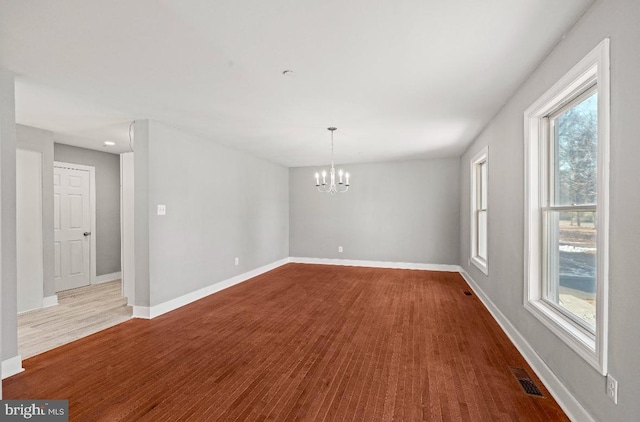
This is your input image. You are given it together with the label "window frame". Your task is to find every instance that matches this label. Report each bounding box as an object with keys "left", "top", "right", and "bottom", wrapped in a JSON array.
[
  {"left": 524, "top": 39, "right": 610, "bottom": 375},
  {"left": 543, "top": 85, "right": 598, "bottom": 334},
  {"left": 470, "top": 146, "right": 489, "bottom": 275}
]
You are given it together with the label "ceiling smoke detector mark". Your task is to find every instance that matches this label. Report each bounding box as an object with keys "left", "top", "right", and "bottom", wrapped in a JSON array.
[{"left": 282, "top": 70, "right": 295, "bottom": 77}]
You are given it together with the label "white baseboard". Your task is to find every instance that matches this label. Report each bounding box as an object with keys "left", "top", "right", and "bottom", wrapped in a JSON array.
[
  {"left": 17, "top": 295, "right": 59, "bottom": 316},
  {"left": 458, "top": 270, "right": 594, "bottom": 422},
  {"left": 133, "top": 258, "right": 290, "bottom": 320},
  {"left": 289, "top": 257, "right": 460, "bottom": 272},
  {"left": 94, "top": 271, "right": 122, "bottom": 284},
  {"left": 132, "top": 306, "right": 150, "bottom": 319},
  {"left": 42, "top": 294, "right": 58, "bottom": 308},
  {"left": 2, "top": 355, "right": 24, "bottom": 379}
]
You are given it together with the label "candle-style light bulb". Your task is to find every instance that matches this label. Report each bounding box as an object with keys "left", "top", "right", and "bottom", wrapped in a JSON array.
[
  {"left": 315, "top": 172, "right": 320, "bottom": 186},
  {"left": 345, "top": 172, "right": 350, "bottom": 185},
  {"left": 322, "top": 170, "right": 327, "bottom": 185},
  {"left": 338, "top": 169, "right": 344, "bottom": 184}
]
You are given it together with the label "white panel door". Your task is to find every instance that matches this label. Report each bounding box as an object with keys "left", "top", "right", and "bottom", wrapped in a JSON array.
[
  {"left": 54, "top": 166, "right": 91, "bottom": 291},
  {"left": 17, "top": 149, "right": 44, "bottom": 312}
]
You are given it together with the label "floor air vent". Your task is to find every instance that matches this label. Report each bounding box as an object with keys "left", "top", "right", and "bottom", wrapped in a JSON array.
[
  {"left": 510, "top": 367, "right": 544, "bottom": 397},
  {"left": 463, "top": 291, "right": 472, "bottom": 296}
]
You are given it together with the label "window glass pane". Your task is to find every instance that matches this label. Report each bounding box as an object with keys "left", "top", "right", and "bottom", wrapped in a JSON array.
[
  {"left": 477, "top": 210, "right": 487, "bottom": 260},
  {"left": 479, "top": 161, "right": 487, "bottom": 210},
  {"left": 552, "top": 92, "right": 598, "bottom": 206},
  {"left": 544, "top": 210, "right": 597, "bottom": 328}
]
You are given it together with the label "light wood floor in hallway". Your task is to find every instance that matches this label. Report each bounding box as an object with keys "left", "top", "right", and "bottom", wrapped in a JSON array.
[{"left": 18, "top": 280, "right": 132, "bottom": 359}]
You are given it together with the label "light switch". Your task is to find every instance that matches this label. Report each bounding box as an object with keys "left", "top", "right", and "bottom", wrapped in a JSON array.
[{"left": 157, "top": 204, "right": 166, "bottom": 216}]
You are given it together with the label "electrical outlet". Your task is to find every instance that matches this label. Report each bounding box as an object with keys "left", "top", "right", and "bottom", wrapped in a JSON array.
[
  {"left": 235, "top": 257, "right": 239, "bottom": 266},
  {"left": 157, "top": 204, "right": 166, "bottom": 215},
  {"left": 606, "top": 374, "right": 618, "bottom": 404},
  {"left": 338, "top": 246, "right": 343, "bottom": 253}
]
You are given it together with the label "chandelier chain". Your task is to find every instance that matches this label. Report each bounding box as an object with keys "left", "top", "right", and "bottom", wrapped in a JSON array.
[{"left": 330, "top": 129, "right": 335, "bottom": 167}]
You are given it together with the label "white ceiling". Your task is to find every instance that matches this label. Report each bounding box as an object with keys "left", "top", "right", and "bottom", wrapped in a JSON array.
[{"left": 0, "top": 0, "right": 592, "bottom": 166}]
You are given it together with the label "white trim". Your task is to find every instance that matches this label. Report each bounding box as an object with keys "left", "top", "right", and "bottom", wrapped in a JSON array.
[
  {"left": 470, "top": 146, "right": 489, "bottom": 275},
  {"left": 1, "top": 355, "right": 24, "bottom": 379},
  {"left": 94, "top": 271, "right": 122, "bottom": 284},
  {"left": 120, "top": 152, "right": 135, "bottom": 306},
  {"left": 17, "top": 307, "right": 41, "bottom": 316},
  {"left": 459, "top": 270, "right": 595, "bottom": 422},
  {"left": 54, "top": 161, "right": 97, "bottom": 286},
  {"left": 289, "top": 257, "right": 460, "bottom": 272},
  {"left": 132, "top": 306, "right": 150, "bottom": 319},
  {"left": 523, "top": 38, "right": 610, "bottom": 375},
  {"left": 17, "top": 294, "right": 58, "bottom": 315},
  {"left": 133, "top": 258, "right": 291, "bottom": 319},
  {"left": 42, "top": 295, "right": 58, "bottom": 308}
]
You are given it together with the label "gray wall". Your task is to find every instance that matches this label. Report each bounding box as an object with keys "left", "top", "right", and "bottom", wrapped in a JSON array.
[
  {"left": 142, "top": 121, "right": 289, "bottom": 306},
  {"left": 0, "top": 68, "right": 17, "bottom": 363},
  {"left": 290, "top": 158, "right": 460, "bottom": 265},
  {"left": 16, "top": 125, "right": 55, "bottom": 298},
  {"left": 54, "top": 143, "right": 121, "bottom": 276},
  {"left": 459, "top": 0, "right": 640, "bottom": 420}
]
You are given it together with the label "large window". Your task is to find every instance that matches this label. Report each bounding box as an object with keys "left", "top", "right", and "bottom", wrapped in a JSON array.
[
  {"left": 470, "top": 147, "right": 488, "bottom": 275},
  {"left": 524, "top": 39, "right": 609, "bottom": 374}
]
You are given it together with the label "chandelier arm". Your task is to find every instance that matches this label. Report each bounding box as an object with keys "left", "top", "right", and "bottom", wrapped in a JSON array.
[{"left": 314, "top": 127, "right": 350, "bottom": 195}]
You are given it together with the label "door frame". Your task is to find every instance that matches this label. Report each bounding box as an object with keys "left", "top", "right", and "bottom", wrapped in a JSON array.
[
  {"left": 54, "top": 161, "right": 97, "bottom": 285},
  {"left": 120, "top": 152, "right": 135, "bottom": 305}
]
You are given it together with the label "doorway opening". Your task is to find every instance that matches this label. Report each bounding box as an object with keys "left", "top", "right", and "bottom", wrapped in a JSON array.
[{"left": 16, "top": 150, "right": 133, "bottom": 360}]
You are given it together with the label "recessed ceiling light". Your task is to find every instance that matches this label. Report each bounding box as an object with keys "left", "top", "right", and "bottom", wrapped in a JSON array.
[{"left": 103, "top": 141, "right": 115, "bottom": 147}]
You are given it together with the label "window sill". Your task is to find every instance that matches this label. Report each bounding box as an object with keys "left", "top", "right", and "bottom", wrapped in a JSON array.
[{"left": 524, "top": 299, "right": 604, "bottom": 374}]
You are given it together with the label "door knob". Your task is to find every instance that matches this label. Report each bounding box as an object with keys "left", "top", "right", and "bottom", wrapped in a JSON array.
[{"left": 84, "top": 232, "right": 91, "bottom": 236}]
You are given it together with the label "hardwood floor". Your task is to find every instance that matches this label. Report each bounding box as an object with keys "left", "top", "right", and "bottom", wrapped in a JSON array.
[
  {"left": 18, "top": 280, "right": 132, "bottom": 359},
  {"left": 4, "top": 264, "right": 568, "bottom": 421}
]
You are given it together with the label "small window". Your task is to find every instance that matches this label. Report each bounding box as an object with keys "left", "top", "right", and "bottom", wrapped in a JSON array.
[
  {"left": 470, "top": 146, "right": 488, "bottom": 275},
  {"left": 524, "top": 39, "right": 609, "bottom": 374}
]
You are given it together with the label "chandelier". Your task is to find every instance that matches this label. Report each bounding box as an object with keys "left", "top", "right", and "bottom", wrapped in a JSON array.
[{"left": 315, "top": 127, "right": 350, "bottom": 194}]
